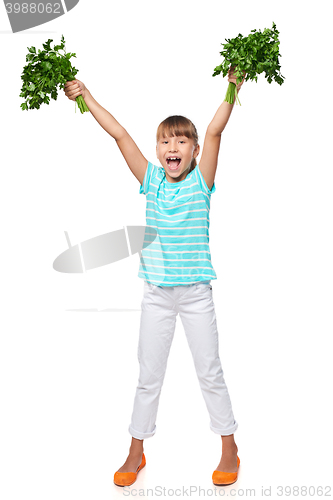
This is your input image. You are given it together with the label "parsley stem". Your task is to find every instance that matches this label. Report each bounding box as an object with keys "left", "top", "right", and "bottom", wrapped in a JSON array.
[
  {"left": 75, "top": 95, "right": 89, "bottom": 114},
  {"left": 36, "top": 77, "right": 46, "bottom": 88},
  {"left": 224, "top": 82, "right": 241, "bottom": 106},
  {"left": 234, "top": 86, "right": 241, "bottom": 106}
]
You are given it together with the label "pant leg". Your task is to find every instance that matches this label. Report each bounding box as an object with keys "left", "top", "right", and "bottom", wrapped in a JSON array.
[
  {"left": 128, "top": 282, "right": 177, "bottom": 439},
  {"left": 177, "top": 282, "right": 238, "bottom": 435}
]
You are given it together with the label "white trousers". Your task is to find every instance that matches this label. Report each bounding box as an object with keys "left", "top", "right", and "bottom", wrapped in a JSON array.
[{"left": 128, "top": 281, "right": 238, "bottom": 439}]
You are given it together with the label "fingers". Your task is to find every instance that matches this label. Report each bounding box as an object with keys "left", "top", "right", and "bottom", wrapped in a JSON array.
[
  {"left": 67, "top": 90, "right": 82, "bottom": 101},
  {"left": 64, "top": 80, "right": 77, "bottom": 90},
  {"left": 228, "top": 67, "right": 246, "bottom": 86},
  {"left": 64, "top": 80, "right": 82, "bottom": 100},
  {"left": 228, "top": 66, "right": 246, "bottom": 76}
]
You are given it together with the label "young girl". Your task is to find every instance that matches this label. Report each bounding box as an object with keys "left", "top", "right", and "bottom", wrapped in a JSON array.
[{"left": 64, "top": 66, "right": 246, "bottom": 487}]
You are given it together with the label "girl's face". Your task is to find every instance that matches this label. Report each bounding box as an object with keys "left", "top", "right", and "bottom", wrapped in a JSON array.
[{"left": 156, "top": 135, "right": 200, "bottom": 183}]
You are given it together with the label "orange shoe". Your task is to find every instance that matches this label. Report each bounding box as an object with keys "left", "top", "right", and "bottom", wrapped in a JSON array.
[
  {"left": 212, "top": 455, "right": 240, "bottom": 486},
  {"left": 114, "top": 453, "right": 146, "bottom": 487}
]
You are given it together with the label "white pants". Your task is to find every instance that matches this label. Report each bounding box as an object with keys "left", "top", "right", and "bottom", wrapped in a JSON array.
[{"left": 128, "top": 281, "right": 238, "bottom": 439}]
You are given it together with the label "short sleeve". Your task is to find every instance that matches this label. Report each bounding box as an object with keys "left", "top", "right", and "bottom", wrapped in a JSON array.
[
  {"left": 139, "top": 161, "right": 155, "bottom": 195},
  {"left": 195, "top": 163, "right": 216, "bottom": 195}
]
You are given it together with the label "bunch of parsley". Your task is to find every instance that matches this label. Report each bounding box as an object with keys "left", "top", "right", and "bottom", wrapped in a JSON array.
[
  {"left": 20, "top": 35, "right": 89, "bottom": 114},
  {"left": 213, "top": 22, "right": 285, "bottom": 105}
]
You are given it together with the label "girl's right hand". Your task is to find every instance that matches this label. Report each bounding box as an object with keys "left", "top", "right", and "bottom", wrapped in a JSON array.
[
  {"left": 64, "top": 79, "right": 87, "bottom": 101},
  {"left": 228, "top": 66, "right": 246, "bottom": 92}
]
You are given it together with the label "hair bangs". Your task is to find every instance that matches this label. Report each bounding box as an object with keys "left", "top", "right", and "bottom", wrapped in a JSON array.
[{"left": 156, "top": 115, "right": 198, "bottom": 144}]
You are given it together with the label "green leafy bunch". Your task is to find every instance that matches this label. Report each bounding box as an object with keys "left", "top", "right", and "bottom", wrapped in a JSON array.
[
  {"left": 213, "top": 22, "right": 285, "bottom": 104},
  {"left": 20, "top": 35, "right": 89, "bottom": 113}
]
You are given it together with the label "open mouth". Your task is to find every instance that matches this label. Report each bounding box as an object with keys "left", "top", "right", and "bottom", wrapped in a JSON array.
[{"left": 166, "top": 157, "right": 181, "bottom": 170}]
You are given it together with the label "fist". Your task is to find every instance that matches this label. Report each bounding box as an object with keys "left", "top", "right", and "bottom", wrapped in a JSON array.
[
  {"left": 64, "top": 79, "right": 86, "bottom": 101},
  {"left": 228, "top": 66, "right": 246, "bottom": 90}
]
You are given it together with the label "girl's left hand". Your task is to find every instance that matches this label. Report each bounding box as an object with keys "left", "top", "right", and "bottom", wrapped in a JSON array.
[{"left": 228, "top": 66, "right": 246, "bottom": 91}]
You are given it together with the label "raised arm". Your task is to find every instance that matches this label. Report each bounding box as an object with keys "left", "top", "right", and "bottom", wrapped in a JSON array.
[
  {"left": 64, "top": 80, "right": 148, "bottom": 185},
  {"left": 199, "top": 67, "right": 246, "bottom": 191}
]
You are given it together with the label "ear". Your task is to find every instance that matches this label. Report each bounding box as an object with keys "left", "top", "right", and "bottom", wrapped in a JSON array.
[{"left": 193, "top": 144, "right": 200, "bottom": 158}]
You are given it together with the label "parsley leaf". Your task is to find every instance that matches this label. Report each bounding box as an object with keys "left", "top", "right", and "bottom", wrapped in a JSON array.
[
  {"left": 213, "top": 22, "right": 285, "bottom": 105},
  {"left": 20, "top": 35, "right": 89, "bottom": 114}
]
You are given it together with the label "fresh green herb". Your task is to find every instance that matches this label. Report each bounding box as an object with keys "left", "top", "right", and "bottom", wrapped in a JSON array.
[
  {"left": 20, "top": 35, "right": 89, "bottom": 114},
  {"left": 213, "top": 22, "right": 285, "bottom": 105}
]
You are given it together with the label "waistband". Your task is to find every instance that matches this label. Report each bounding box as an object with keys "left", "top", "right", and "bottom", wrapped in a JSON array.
[{"left": 144, "top": 279, "right": 211, "bottom": 288}]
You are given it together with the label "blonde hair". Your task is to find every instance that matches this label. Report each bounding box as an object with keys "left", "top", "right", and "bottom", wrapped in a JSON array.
[{"left": 156, "top": 115, "right": 199, "bottom": 174}]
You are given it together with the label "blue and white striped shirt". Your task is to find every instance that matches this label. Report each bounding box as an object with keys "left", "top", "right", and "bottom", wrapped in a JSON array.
[{"left": 138, "top": 161, "right": 217, "bottom": 286}]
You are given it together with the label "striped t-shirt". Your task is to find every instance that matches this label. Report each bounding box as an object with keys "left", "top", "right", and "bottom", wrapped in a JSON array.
[{"left": 138, "top": 161, "right": 217, "bottom": 286}]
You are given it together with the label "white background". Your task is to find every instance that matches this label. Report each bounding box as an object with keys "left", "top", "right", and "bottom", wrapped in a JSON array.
[{"left": 1, "top": 1, "right": 332, "bottom": 498}]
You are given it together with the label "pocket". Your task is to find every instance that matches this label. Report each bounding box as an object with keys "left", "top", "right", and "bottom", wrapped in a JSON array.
[
  {"left": 195, "top": 281, "right": 212, "bottom": 291},
  {"left": 145, "top": 280, "right": 156, "bottom": 292}
]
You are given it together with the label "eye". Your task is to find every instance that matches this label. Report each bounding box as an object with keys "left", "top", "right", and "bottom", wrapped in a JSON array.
[{"left": 162, "top": 140, "right": 168, "bottom": 144}]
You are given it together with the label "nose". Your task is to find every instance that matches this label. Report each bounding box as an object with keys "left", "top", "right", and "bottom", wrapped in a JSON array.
[{"left": 169, "top": 141, "right": 178, "bottom": 152}]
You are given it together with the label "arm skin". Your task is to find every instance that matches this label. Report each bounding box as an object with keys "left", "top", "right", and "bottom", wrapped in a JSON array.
[
  {"left": 64, "top": 81, "right": 147, "bottom": 185},
  {"left": 199, "top": 67, "right": 246, "bottom": 191}
]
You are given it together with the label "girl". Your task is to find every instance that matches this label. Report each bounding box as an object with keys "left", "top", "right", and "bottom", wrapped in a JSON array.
[{"left": 64, "top": 66, "right": 246, "bottom": 487}]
